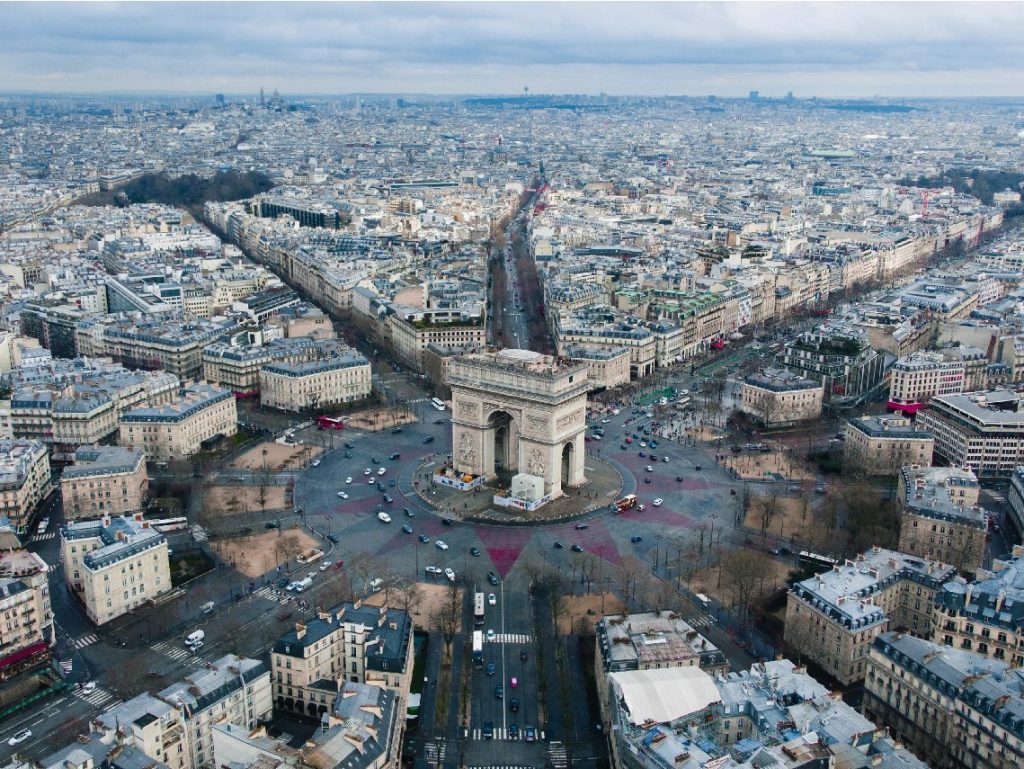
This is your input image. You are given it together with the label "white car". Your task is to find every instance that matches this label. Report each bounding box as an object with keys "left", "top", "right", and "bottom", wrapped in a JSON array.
[
  {"left": 435, "top": 540, "right": 449, "bottom": 550},
  {"left": 81, "top": 681, "right": 97, "bottom": 695},
  {"left": 336, "top": 491, "right": 348, "bottom": 499},
  {"left": 663, "top": 456, "right": 670, "bottom": 463},
  {"left": 364, "top": 468, "right": 372, "bottom": 476},
  {"left": 444, "top": 568, "right": 456, "bottom": 581},
  {"left": 7, "top": 729, "right": 32, "bottom": 746},
  {"left": 368, "top": 477, "right": 375, "bottom": 484},
  {"left": 312, "top": 459, "right": 321, "bottom": 467},
  {"left": 645, "top": 465, "right": 654, "bottom": 472},
  {"left": 321, "top": 562, "right": 333, "bottom": 571},
  {"left": 488, "top": 593, "right": 496, "bottom": 605},
  {"left": 601, "top": 418, "right": 610, "bottom": 424},
  {"left": 486, "top": 628, "right": 496, "bottom": 642},
  {"left": 653, "top": 498, "right": 663, "bottom": 507},
  {"left": 637, "top": 504, "right": 647, "bottom": 511},
  {"left": 377, "top": 512, "right": 392, "bottom": 523},
  {"left": 377, "top": 467, "right": 386, "bottom": 476},
  {"left": 345, "top": 477, "right": 353, "bottom": 484},
  {"left": 425, "top": 565, "right": 442, "bottom": 575}
]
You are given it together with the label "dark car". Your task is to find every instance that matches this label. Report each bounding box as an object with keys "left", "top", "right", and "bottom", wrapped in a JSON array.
[
  {"left": 423, "top": 436, "right": 435, "bottom": 444},
  {"left": 383, "top": 494, "right": 393, "bottom": 503},
  {"left": 402, "top": 524, "right": 413, "bottom": 534},
  {"left": 694, "top": 464, "right": 702, "bottom": 471},
  {"left": 510, "top": 697, "right": 519, "bottom": 712},
  {"left": 620, "top": 444, "right": 628, "bottom": 450},
  {"left": 631, "top": 535, "right": 643, "bottom": 543},
  {"left": 442, "top": 518, "right": 454, "bottom": 526},
  {"left": 571, "top": 544, "right": 583, "bottom": 552},
  {"left": 327, "top": 534, "right": 340, "bottom": 544},
  {"left": 403, "top": 507, "right": 414, "bottom": 517},
  {"left": 483, "top": 720, "right": 494, "bottom": 739},
  {"left": 676, "top": 475, "right": 684, "bottom": 481},
  {"left": 371, "top": 457, "right": 379, "bottom": 464},
  {"left": 525, "top": 726, "right": 536, "bottom": 742},
  {"left": 344, "top": 451, "right": 352, "bottom": 458},
  {"left": 344, "top": 442, "right": 354, "bottom": 449},
  {"left": 391, "top": 427, "right": 403, "bottom": 434},
  {"left": 520, "top": 649, "right": 528, "bottom": 662},
  {"left": 389, "top": 452, "right": 400, "bottom": 460},
  {"left": 418, "top": 535, "right": 430, "bottom": 543},
  {"left": 264, "top": 521, "right": 279, "bottom": 529},
  {"left": 495, "top": 684, "right": 504, "bottom": 700},
  {"left": 275, "top": 577, "right": 290, "bottom": 588},
  {"left": 508, "top": 723, "right": 519, "bottom": 738},
  {"left": 488, "top": 572, "right": 499, "bottom": 586},
  {"left": 377, "top": 482, "right": 385, "bottom": 492},
  {"left": 553, "top": 541, "right": 564, "bottom": 549},
  {"left": 486, "top": 661, "right": 496, "bottom": 676},
  {"left": 433, "top": 418, "right": 445, "bottom": 425},
  {"left": 574, "top": 523, "right": 589, "bottom": 530},
  {"left": 638, "top": 451, "right": 646, "bottom": 458},
  {"left": 644, "top": 477, "right": 651, "bottom": 484},
  {"left": 388, "top": 479, "right": 396, "bottom": 487},
  {"left": 470, "top": 547, "right": 481, "bottom": 557}
]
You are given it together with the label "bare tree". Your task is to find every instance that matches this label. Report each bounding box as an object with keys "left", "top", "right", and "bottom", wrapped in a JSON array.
[
  {"left": 430, "top": 581, "right": 462, "bottom": 659},
  {"left": 617, "top": 555, "right": 645, "bottom": 606},
  {"left": 348, "top": 552, "right": 380, "bottom": 595},
  {"left": 274, "top": 533, "right": 303, "bottom": 572},
  {"left": 719, "top": 548, "right": 772, "bottom": 624},
  {"left": 394, "top": 581, "right": 424, "bottom": 617},
  {"left": 756, "top": 489, "right": 781, "bottom": 543}
]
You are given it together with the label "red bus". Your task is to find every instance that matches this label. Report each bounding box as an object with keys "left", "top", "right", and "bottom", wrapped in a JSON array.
[
  {"left": 317, "top": 416, "right": 345, "bottom": 430},
  {"left": 615, "top": 494, "right": 638, "bottom": 513}
]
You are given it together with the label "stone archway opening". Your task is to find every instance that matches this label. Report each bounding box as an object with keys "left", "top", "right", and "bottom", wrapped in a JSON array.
[
  {"left": 489, "top": 410, "right": 513, "bottom": 470},
  {"left": 561, "top": 441, "right": 574, "bottom": 489}
]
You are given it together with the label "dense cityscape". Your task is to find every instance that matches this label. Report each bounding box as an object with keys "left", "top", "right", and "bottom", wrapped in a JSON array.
[{"left": 1, "top": 5, "right": 1024, "bottom": 769}]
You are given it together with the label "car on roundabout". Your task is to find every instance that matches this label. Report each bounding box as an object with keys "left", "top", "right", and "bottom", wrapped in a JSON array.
[
  {"left": 402, "top": 524, "right": 413, "bottom": 534},
  {"left": 336, "top": 491, "right": 348, "bottom": 499},
  {"left": 345, "top": 477, "right": 352, "bottom": 484},
  {"left": 377, "top": 512, "right": 391, "bottom": 523},
  {"left": 436, "top": 540, "right": 449, "bottom": 550},
  {"left": 653, "top": 498, "right": 663, "bottom": 506}
]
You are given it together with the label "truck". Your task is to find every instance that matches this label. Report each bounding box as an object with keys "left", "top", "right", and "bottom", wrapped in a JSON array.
[
  {"left": 294, "top": 577, "right": 313, "bottom": 593},
  {"left": 185, "top": 630, "right": 205, "bottom": 647}
]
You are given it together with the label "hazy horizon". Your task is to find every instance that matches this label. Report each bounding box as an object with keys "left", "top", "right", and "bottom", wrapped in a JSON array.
[{"left": 1, "top": 1, "right": 1023, "bottom": 99}]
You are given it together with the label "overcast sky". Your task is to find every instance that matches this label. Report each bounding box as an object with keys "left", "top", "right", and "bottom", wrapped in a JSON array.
[{"left": 1, "top": 2, "right": 1022, "bottom": 98}]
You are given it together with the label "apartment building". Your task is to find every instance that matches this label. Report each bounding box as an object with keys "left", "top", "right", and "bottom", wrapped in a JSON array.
[
  {"left": 917, "top": 389, "right": 1024, "bottom": 478},
  {"left": 603, "top": 658, "right": 926, "bottom": 769},
  {"left": 740, "top": 367, "right": 823, "bottom": 427},
  {"left": 887, "top": 349, "right": 971, "bottom": 413},
  {"left": 864, "top": 631, "right": 1024, "bottom": 769},
  {"left": 61, "top": 513, "right": 172, "bottom": 625},
  {"left": 784, "top": 546, "right": 955, "bottom": 685},
  {"left": 843, "top": 415, "right": 934, "bottom": 475},
  {"left": 564, "top": 344, "right": 631, "bottom": 391},
  {"left": 0, "top": 439, "right": 51, "bottom": 531},
  {"left": 76, "top": 313, "right": 237, "bottom": 381},
  {"left": 933, "top": 545, "right": 1024, "bottom": 665},
  {"left": 119, "top": 383, "right": 237, "bottom": 461},
  {"left": 0, "top": 548, "right": 52, "bottom": 681},
  {"left": 595, "top": 610, "right": 727, "bottom": 681},
  {"left": 777, "top": 324, "right": 887, "bottom": 407},
  {"left": 897, "top": 465, "right": 987, "bottom": 575},
  {"left": 1007, "top": 465, "right": 1024, "bottom": 541},
  {"left": 258, "top": 352, "right": 371, "bottom": 413},
  {"left": 211, "top": 681, "right": 400, "bottom": 769},
  {"left": 202, "top": 337, "right": 323, "bottom": 395},
  {"left": 61, "top": 446, "right": 148, "bottom": 521},
  {"left": 92, "top": 694, "right": 188, "bottom": 769},
  {"left": 270, "top": 601, "right": 413, "bottom": 719},
  {"left": 388, "top": 311, "right": 487, "bottom": 371},
  {"left": 158, "top": 654, "right": 273, "bottom": 769},
  {"left": 555, "top": 313, "right": 657, "bottom": 379}
]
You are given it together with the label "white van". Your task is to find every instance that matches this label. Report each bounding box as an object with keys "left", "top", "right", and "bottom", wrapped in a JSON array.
[
  {"left": 695, "top": 593, "right": 711, "bottom": 608},
  {"left": 368, "top": 577, "right": 383, "bottom": 593}
]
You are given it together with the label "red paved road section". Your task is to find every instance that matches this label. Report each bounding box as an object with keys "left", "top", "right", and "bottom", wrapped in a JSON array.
[
  {"left": 477, "top": 526, "right": 533, "bottom": 578},
  {"left": 575, "top": 517, "right": 622, "bottom": 567}
]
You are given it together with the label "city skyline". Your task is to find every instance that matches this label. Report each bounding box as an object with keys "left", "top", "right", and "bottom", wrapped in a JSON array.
[{"left": 1, "top": 1, "right": 1023, "bottom": 98}]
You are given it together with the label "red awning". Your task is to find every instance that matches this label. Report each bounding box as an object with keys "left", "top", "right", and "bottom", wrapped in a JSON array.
[{"left": 0, "top": 641, "right": 47, "bottom": 670}]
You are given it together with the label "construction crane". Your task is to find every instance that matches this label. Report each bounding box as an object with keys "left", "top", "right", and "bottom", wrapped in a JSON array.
[{"left": 921, "top": 189, "right": 930, "bottom": 217}]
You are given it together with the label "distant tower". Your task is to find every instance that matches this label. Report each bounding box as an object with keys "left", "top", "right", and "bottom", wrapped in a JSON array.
[
  {"left": 523, "top": 86, "right": 529, "bottom": 99},
  {"left": 260, "top": 87, "right": 265, "bottom": 106},
  {"left": 215, "top": 93, "right": 225, "bottom": 106},
  {"left": 748, "top": 90, "right": 760, "bottom": 101}
]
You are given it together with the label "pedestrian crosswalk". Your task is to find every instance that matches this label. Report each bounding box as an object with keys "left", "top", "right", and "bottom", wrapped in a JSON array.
[
  {"left": 102, "top": 698, "right": 124, "bottom": 712},
  {"left": 253, "top": 586, "right": 290, "bottom": 603},
  {"left": 76, "top": 686, "right": 116, "bottom": 708},
  {"left": 152, "top": 640, "right": 192, "bottom": 661},
  {"left": 73, "top": 633, "right": 99, "bottom": 649},
  {"left": 423, "top": 740, "right": 446, "bottom": 766},
  {"left": 469, "top": 728, "right": 537, "bottom": 741},
  {"left": 487, "top": 633, "right": 531, "bottom": 644},
  {"left": 688, "top": 614, "right": 714, "bottom": 629},
  {"left": 31, "top": 532, "right": 56, "bottom": 542},
  {"left": 548, "top": 741, "right": 568, "bottom": 769}
]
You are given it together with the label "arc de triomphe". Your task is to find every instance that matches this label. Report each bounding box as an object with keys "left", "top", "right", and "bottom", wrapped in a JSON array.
[{"left": 448, "top": 349, "right": 588, "bottom": 499}]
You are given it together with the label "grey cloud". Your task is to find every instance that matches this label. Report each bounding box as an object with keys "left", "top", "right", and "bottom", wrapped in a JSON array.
[{"left": 0, "top": 2, "right": 1021, "bottom": 96}]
